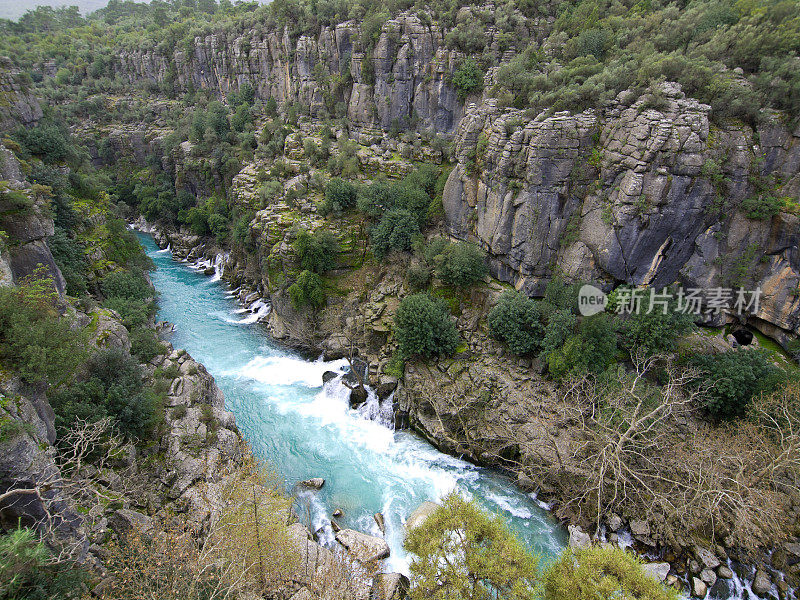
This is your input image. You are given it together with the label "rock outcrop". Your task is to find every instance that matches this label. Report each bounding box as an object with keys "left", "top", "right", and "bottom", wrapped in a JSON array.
[
  {"left": 444, "top": 84, "right": 800, "bottom": 346},
  {"left": 0, "top": 58, "right": 42, "bottom": 130}
]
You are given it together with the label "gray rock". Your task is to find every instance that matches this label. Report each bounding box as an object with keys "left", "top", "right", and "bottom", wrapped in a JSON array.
[
  {"left": 374, "top": 512, "right": 386, "bottom": 535},
  {"left": 751, "top": 569, "right": 772, "bottom": 597},
  {"left": 606, "top": 513, "right": 623, "bottom": 532},
  {"left": 349, "top": 385, "right": 369, "bottom": 408},
  {"left": 299, "top": 477, "right": 325, "bottom": 490},
  {"left": 717, "top": 565, "right": 733, "bottom": 579},
  {"left": 700, "top": 567, "right": 717, "bottom": 587},
  {"left": 694, "top": 545, "right": 721, "bottom": 570},
  {"left": 371, "top": 572, "right": 410, "bottom": 600},
  {"left": 642, "top": 562, "right": 671, "bottom": 582},
  {"left": 568, "top": 525, "right": 591, "bottom": 549},
  {"left": 691, "top": 576, "right": 707, "bottom": 598},
  {"left": 289, "top": 589, "right": 313, "bottom": 600},
  {"left": 322, "top": 370, "right": 339, "bottom": 384},
  {"left": 405, "top": 501, "right": 439, "bottom": 534},
  {"left": 108, "top": 509, "right": 153, "bottom": 536},
  {"left": 629, "top": 519, "right": 650, "bottom": 537},
  {"left": 335, "top": 528, "right": 390, "bottom": 563}
]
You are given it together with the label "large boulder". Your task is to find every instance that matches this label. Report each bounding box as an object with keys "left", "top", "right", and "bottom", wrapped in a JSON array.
[
  {"left": 568, "top": 525, "right": 591, "bottom": 549},
  {"left": 371, "top": 572, "right": 410, "bottom": 600},
  {"left": 405, "top": 501, "right": 439, "bottom": 534},
  {"left": 751, "top": 569, "right": 772, "bottom": 597},
  {"left": 335, "top": 529, "right": 390, "bottom": 563},
  {"left": 641, "top": 562, "right": 671, "bottom": 582}
]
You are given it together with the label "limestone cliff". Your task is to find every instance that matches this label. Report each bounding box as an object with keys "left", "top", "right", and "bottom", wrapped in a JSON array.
[{"left": 444, "top": 84, "right": 800, "bottom": 346}]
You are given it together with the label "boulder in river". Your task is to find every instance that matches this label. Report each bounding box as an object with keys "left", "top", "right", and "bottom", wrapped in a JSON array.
[
  {"left": 371, "top": 572, "right": 410, "bottom": 600},
  {"left": 641, "top": 562, "right": 671, "bottom": 582},
  {"left": 349, "top": 385, "right": 368, "bottom": 408},
  {"left": 335, "top": 528, "right": 390, "bottom": 563},
  {"left": 322, "top": 370, "right": 339, "bottom": 385},
  {"left": 374, "top": 512, "right": 385, "bottom": 535},
  {"left": 300, "top": 477, "right": 325, "bottom": 490},
  {"left": 751, "top": 569, "right": 772, "bottom": 597},
  {"left": 405, "top": 501, "right": 439, "bottom": 534},
  {"left": 691, "top": 577, "right": 707, "bottom": 598},
  {"left": 568, "top": 525, "right": 591, "bottom": 549}
]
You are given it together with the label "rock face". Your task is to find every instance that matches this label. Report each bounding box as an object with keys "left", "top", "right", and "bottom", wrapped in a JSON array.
[
  {"left": 444, "top": 85, "right": 800, "bottom": 346},
  {"left": 112, "top": 11, "right": 473, "bottom": 133},
  {"left": 405, "top": 500, "right": 439, "bottom": 533},
  {"left": 0, "top": 58, "right": 42, "bottom": 130},
  {"left": 0, "top": 146, "right": 66, "bottom": 297}
]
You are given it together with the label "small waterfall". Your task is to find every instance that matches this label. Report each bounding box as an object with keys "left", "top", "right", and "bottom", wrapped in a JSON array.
[
  {"left": 210, "top": 252, "right": 228, "bottom": 282},
  {"left": 357, "top": 388, "right": 395, "bottom": 429}
]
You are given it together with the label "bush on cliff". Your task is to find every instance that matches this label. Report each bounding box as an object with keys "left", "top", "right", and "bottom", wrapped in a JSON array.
[
  {"left": 547, "top": 313, "right": 618, "bottom": 380},
  {"left": 543, "top": 546, "right": 680, "bottom": 600},
  {"left": 405, "top": 493, "right": 539, "bottom": 600},
  {"left": 437, "top": 241, "right": 488, "bottom": 289},
  {"left": 371, "top": 208, "right": 420, "bottom": 258},
  {"left": 292, "top": 228, "right": 338, "bottom": 274},
  {"left": 49, "top": 348, "right": 158, "bottom": 439},
  {"left": 287, "top": 270, "right": 326, "bottom": 310},
  {"left": 488, "top": 290, "right": 544, "bottom": 356},
  {"left": 394, "top": 293, "right": 459, "bottom": 359},
  {"left": 0, "top": 271, "right": 86, "bottom": 387},
  {"left": 319, "top": 178, "right": 357, "bottom": 216},
  {"left": 689, "top": 348, "right": 786, "bottom": 420}
]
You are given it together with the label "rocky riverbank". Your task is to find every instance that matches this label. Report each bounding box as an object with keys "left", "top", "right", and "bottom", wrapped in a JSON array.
[{"left": 136, "top": 218, "right": 799, "bottom": 600}]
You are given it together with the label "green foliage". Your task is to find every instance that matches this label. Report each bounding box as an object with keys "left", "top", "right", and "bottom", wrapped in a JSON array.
[
  {"left": 320, "top": 178, "right": 358, "bottom": 215},
  {"left": 451, "top": 58, "right": 484, "bottom": 101},
  {"left": 548, "top": 313, "right": 617, "bottom": 380},
  {"left": 394, "top": 293, "right": 459, "bottom": 360},
  {"left": 50, "top": 348, "right": 158, "bottom": 439},
  {"left": 543, "top": 546, "right": 680, "bottom": 600},
  {"left": 13, "top": 120, "right": 72, "bottom": 164},
  {"left": 48, "top": 227, "right": 88, "bottom": 296},
  {"left": 488, "top": 290, "right": 545, "bottom": 356},
  {"left": 0, "top": 527, "right": 87, "bottom": 600},
  {"left": 0, "top": 275, "right": 86, "bottom": 386},
  {"left": 405, "top": 493, "right": 539, "bottom": 600},
  {"left": 129, "top": 328, "right": 166, "bottom": 363},
  {"left": 371, "top": 208, "right": 420, "bottom": 258},
  {"left": 437, "top": 241, "right": 488, "bottom": 288},
  {"left": 541, "top": 309, "right": 577, "bottom": 359},
  {"left": 287, "top": 270, "right": 326, "bottom": 310},
  {"left": 102, "top": 269, "right": 152, "bottom": 301},
  {"left": 689, "top": 349, "right": 786, "bottom": 419},
  {"left": 620, "top": 295, "right": 695, "bottom": 357},
  {"left": 293, "top": 228, "right": 338, "bottom": 274},
  {"left": 741, "top": 193, "right": 784, "bottom": 220}
]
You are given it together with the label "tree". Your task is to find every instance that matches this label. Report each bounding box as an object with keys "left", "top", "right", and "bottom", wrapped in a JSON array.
[
  {"left": 293, "top": 228, "right": 338, "bottom": 274},
  {"left": 689, "top": 348, "right": 786, "bottom": 419},
  {"left": 543, "top": 546, "right": 680, "bottom": 600},
  {"left": 438, "top": 242, "right": 488, "bottom": 288},
  {"left": 547, "top": 313, "right": 617, "bottom": 380},
  {"left": 487, "top": 290, "right": 544, "bottom": 355},
  {"left": 405, "top": 493, "right": 539, "bottom": 600},
  {"left": 394, "top": 293, "right": 459, "bottom": 359},
  {"left": 619, "top": 291, "right": 695, "bottom": 356},
  {"left": 320, "top": 178, "right": 357, "bottom": 215},
  {"left": 287, "top": 270, "right": 326, "bottom": 310},
  {"left": 370, "top": 208, "right": 419, "bottom": 258},
  {"left": 451, "top": 58, "right": 484, "bottom": 101}
]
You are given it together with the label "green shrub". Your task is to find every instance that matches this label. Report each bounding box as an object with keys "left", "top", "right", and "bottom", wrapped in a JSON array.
[
  {"left": 451, "top": 58, "right": 484, "bottom": 101},
  {"left": 357, "top": 182, "right": 395, "bottom": 217},
  {"left": 543, "top": 546, "right": 680, "bottom": 600},
  {"left": 405, "top": 493, "right": 539, "bottom": 600},
  {"left": 0, "top": 277, "right": 86, "bottom": 386},
  {"left": 50, "top": 348, "right": 158, "bottom": 439},
  {"left": 101, "top": 269, "right": 152, "bottom": 301},
  {"left": 320, "top": 178, "right": 357, "bottom": 215},
  {"left": 741, "top": 194, "right": 784, "bottom": 220},
  {"left": 690, "top": 349, "right": 785, "bottom": 419},
  {"left": 293, "top": 228, "right": 338, "bottom": 274},
  {"left": 130, "top": 328, "right": 166, "bottom": 363},
  {"left": 287, "top": 270, "right": 326, "bottom": 310},
  {"left": 407, "top": 262, "right": 432, "bottom": 290},
  {"left": 0, "top": 527, "right": 87, "bottom": 600},
  {"left": 548, "top": 313, "right": 617, "bottom": 380},
  {"left": 371, "top": 208, "right": 420, "bottom": 258},
  {"left": 48, "top": 227, "right": 88, "bottom": 296},
  {"left": 394, "top": 293, "right": 459, "bottom": 360},
  {"left": 103, "top": 297, "right": 153, "bottom": 329},
  {"left": 437, "top": 242, "right": 488, "bottom": 289},
  {"left": 620, "top": 297, "right": 695, "bottom": 357},
  {"left": 541, "top": 309, "right": 577, "bottom": 358},
  {"left": 488, "top": 290, "right": 544, "bottom": 355}
]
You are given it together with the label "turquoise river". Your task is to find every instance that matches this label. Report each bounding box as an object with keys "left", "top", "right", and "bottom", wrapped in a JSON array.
[{"left": 138, "top": 232, "right": 566, "bottom": 573}]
